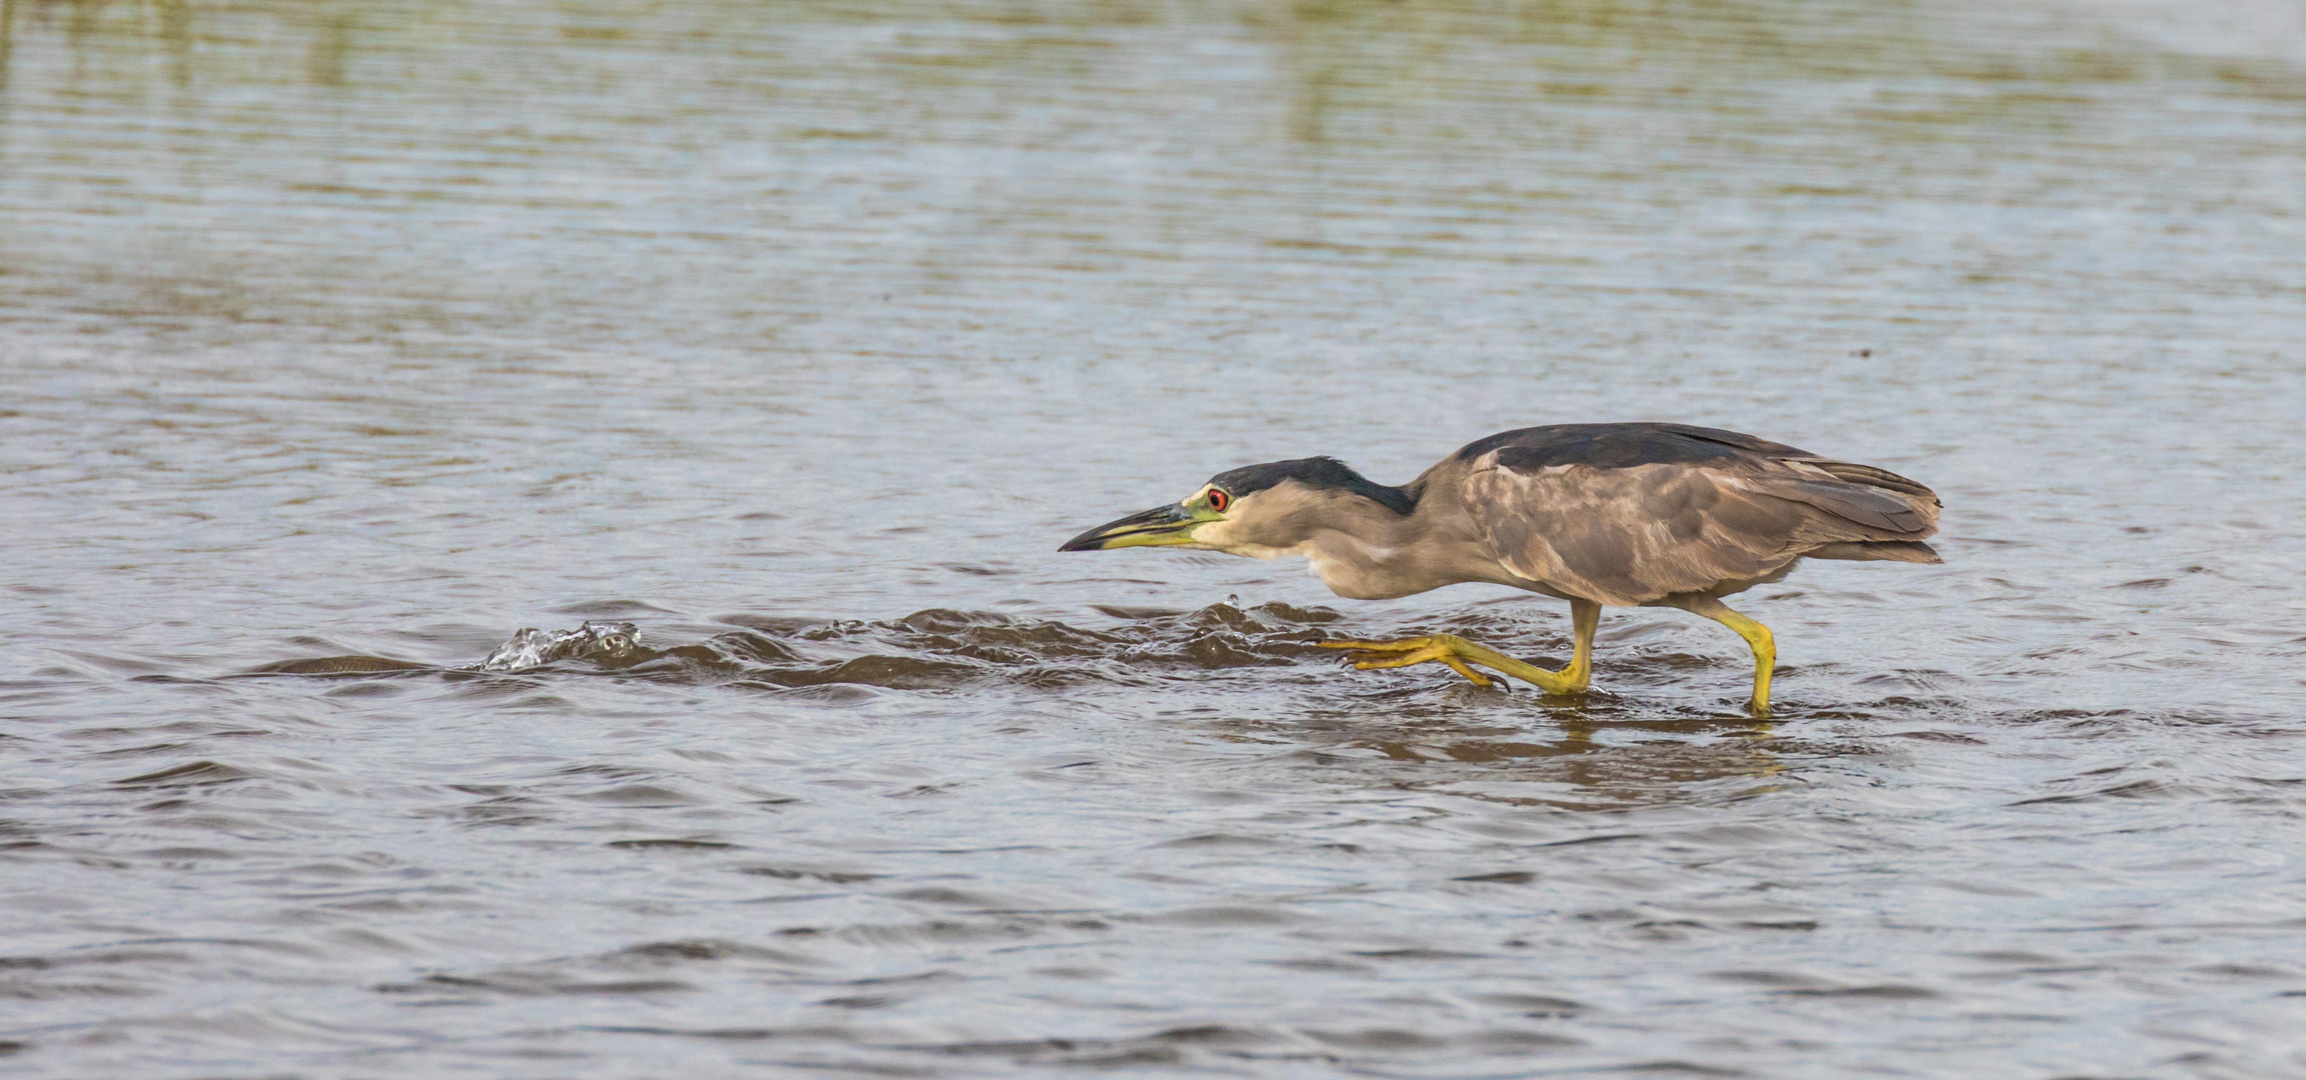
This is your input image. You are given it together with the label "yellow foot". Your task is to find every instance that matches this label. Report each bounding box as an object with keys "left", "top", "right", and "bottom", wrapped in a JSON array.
[
  {"left": 1319, "top": 634, "right": 1591, "bottom": 696},
  {"left": 1319, "top": 635, "right": 1495, "bottom": 687}
]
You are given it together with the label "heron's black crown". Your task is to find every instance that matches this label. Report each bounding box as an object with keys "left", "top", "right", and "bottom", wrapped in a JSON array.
[{"left": 1207, "top": 457, "right": 1417, "bottom": 516}]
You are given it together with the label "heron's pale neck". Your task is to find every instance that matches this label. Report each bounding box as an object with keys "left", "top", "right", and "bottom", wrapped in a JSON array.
[{"left": 1299, "top": 490, "right": 1498, "bottom": 601}]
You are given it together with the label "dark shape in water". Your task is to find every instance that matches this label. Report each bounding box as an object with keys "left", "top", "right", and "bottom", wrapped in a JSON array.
[{"left": 252, "top": 656, "right": 431, "bottom": 675}]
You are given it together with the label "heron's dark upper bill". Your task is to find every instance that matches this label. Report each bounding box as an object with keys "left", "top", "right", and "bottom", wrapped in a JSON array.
[{"left": 1059, "top": 504, "right": 1196, "bottom": 552}]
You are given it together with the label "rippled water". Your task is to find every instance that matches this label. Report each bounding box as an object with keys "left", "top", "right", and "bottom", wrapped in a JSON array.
[{"left": 6, "top": 1, "right": 2306, "bottom": 1076}]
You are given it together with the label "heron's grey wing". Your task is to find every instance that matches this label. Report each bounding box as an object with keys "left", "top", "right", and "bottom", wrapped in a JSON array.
[
  {"left": 1450, "top": 422, "right": 1817, "bottom": 469},
  {"left": 1796, "top": 459, "right": 1939, "bottom": 500},
  {"left": 1461, "top": 459, "right": 1940, "bottom": 606},
  {"left": 1460, "top": 463, "right": 1801, "bottom": 605},
  {"left": 1745, "top": 476, "right": 1930, "bottom": 533},
  {"left": 1757, "top": 456, "right": 1942, "bottom": 533}
]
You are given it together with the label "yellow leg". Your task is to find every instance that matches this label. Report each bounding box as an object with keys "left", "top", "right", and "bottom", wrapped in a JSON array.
[
  {"left": 1320, "top": 599, "right": 1600, "bottom": 697},
  {"left": 1663, "top": 595, "right": 1775, "bottom": 715}
]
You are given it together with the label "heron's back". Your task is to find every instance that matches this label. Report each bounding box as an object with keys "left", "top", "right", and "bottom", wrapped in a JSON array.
[{"left": 1431, "top": 423, "right": 1940, "bottom": 606}]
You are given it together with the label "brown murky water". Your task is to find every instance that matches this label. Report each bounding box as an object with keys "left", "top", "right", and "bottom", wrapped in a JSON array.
[{"left": 5, "top": 1, "right": 2306, "bottom": 1076}]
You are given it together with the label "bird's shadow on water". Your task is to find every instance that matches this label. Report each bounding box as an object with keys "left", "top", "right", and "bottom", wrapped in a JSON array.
[{"left": 1191, "top": 684, "right": 1819, "bottom": 812}]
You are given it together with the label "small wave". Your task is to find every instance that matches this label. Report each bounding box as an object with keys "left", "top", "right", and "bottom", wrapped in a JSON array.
[
  {"left": 250, "top": 656, "right": 430, "bottom": 675},
  {"left": 252, "top": 603, "right": 1349, "bottom": 690},
  {"left": 111, "top": 761, "right": 265, "bottom": 788}
]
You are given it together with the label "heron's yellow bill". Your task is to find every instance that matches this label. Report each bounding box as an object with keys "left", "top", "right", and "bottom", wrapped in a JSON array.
[{"left": 1058, "top": 503, "right": 1219, "bottom": 551}]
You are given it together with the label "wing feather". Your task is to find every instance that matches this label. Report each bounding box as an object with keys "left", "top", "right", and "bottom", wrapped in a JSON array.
[
  {"left": 1461, "top": 451, "right": 1941, "bottom": 606},
  {"left": 1740, "top": 476, "right": 1929, "bottom": 534},
  {"left": 1800, "top": 459, "right": 1938, "bottom": 499}
]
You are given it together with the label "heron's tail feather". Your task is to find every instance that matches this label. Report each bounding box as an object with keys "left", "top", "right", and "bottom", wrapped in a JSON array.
[
  {"left": 1752, "top": 477, "right": 1935, "bottom": 535},
  {"left": 1800, "top": 460, "right": 1940, "bottom": 503},
  {"left": 1806, "top": 540, "right": 1942, "bottom": 564}
]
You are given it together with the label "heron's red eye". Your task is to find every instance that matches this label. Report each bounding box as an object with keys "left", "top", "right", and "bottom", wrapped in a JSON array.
[{"left": 1208, "top": 490, "right": 1230, "bottom": 512}]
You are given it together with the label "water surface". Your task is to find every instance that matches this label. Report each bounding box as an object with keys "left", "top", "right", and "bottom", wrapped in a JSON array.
[{"left": 5, "top": 1, "right": 2306, "bottom": 1076}]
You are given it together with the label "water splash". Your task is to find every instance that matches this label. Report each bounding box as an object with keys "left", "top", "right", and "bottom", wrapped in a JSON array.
[
  {"left": 475, "top": 621, "right": 644, "bottom": 672},
  {"left": 253, "top": 620, "right": 647, "bottom": 676}
]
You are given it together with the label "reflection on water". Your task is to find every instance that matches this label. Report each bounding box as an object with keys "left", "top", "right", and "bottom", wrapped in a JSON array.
[{"left": 4, "top": 0, "right": 2306, "bottom": 1077}]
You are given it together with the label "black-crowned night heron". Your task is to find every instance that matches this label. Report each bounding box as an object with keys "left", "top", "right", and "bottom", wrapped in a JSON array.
[{"left": 1059, "top": 422, "right": 1941, "bottom": 714}]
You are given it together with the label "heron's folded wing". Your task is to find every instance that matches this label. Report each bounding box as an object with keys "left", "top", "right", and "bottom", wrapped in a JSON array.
[
  {"left": 1742, "top": 477, "right": 1931, "bottom": 534},
  {"left": 1462, "top": 463, "right": 1819, "bottom": 606},
  {"left": 1799, "top": 459, "right": 1940, "bottom": 501}
]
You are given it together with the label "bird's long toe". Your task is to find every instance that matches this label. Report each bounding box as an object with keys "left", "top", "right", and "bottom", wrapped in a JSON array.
[
  {"left": 1317, "top": 637, "right": 1437, "bottom": 653},
  {"left": 1435, "top": 657, "right": 1494, "bottom": 687},
  {"left": 1321, "top": 637, "right": 1495, "bottom": 688},
  {"left": 1344, "top": 647, "right": 1443, "bottom": 670}
]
